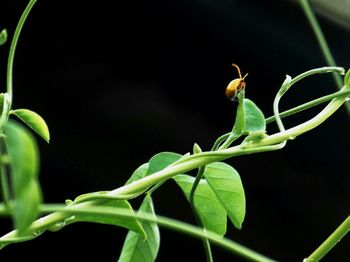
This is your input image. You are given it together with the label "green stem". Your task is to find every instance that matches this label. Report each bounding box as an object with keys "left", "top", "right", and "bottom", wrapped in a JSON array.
[
  {"left": 266, "top": 89, "right": 350, "bottom": 124},
  {"left": 6, "top": 0, "right": 37, "bottom": 104},
  {"left": 304, "top": 215, "right": 350, "bottom": 262},
  {"left": 0, "top": 203, "right": 65, "bottom": 216},
  {"left": 299, "top": 0, "right": 343, "bottom": 89},
  {"left": 0, "top": 67, "right": 347, "bottom": 258},
  {"left": 0, "top": 205, "right": 276, "bottom": 262},
  {"left": 189, "top": 166, "right": 213, "bottom": 262}
]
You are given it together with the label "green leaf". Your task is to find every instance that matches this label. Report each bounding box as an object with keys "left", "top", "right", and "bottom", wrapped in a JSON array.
[
  {"left": 0, "top": 29, "right": 7, "bottom": 46},
  {"left": 118, "top": 195, "right": 160, "bottom": 262},
  {"left": 204, "top": 162, "right": 245, "bottom": 229},
  {"left": 244, "top": 99, "right": 266, "bottom": 133},
  {"left": 231, "top": 95, "right": 246, "bottom": 136},
  {"left": 125, "top": 163, "right": 149, "bottom": 185},
  {"left": 13, "top": 180, "right": 42, "bottom": 232},
  {"left": 124, "top": 152, "right": 182, "bottom": 186},
  {"left": 4, "top": 120, "right": 42, "bottom": 232},
  {"left": 146, "top": 152, "right": 182, "bottom": 175},
  {"left": 345, "top": 68, "right": 350, "bottom": 88},
  {"left": 173, "top": 174, "right": 227, "bottom": 236},
  {"left": 71, "top": 199, "right": 145, "bottom": 237},
  {"left": 11, "top": 109, "right": 50, "bottom": 143}
]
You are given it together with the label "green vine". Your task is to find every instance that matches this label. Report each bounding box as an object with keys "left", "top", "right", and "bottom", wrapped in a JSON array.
[{"left": 0, "top": 1, "right": 349, "bottom": 261}]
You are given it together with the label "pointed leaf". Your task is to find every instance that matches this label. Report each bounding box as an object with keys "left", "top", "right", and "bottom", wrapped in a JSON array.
[
  {"left": 146, "top": 152, "right": 182, "bottom": 175},
  {"left": 244, "top": 99, "right": 266, "bottom": 133},
  {"left": 4, "top": 120, "right": 42, "bottom": 232},
  {"left": 125, "top": 163, "right": 149, "bottom": 185},
  {"left": 118, "top": 195, "right": 160, "bottom": 262},
  {"left": 173, "top": 174, "right": 227, "bottom": 236},
  {"left": 11, "top": 109, "right": 50, "bottom": 143},
  {"left": 71, "top": 199, "right": 145, "bottom": 237},
  {"left": 0, "top": 29, "right": 7, "bottom": 45},
  {"left": 204, "top": 162, "right": 245, "bottom": 229}
]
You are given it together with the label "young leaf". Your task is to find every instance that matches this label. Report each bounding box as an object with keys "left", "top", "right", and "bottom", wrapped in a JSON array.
[
  {"left": 244, "top": 99, "right": 266, "bottom": 133},
  {"left": 118, "top": 195, "right": 160, "bottom": 262},
  {"left": 146, "top": 152, "right": 182, "bottom": 175},
  {"left": 231, "top": 95, "right": 246, "bottom": 136},
  {"left": 71, "top": 199, "right": 145, "bottom": 237},
  {"left": 11, "top": 109, "right": 50, "bottom": 143},
  {"left": 125, "top": 163, "right": 149, "bottom": 185},
  {"left": 0, "top": 29, "right": 7, "bottom": 45},
  {"left": 173, "top": 174, "right": 227, "bottom": 236},
  {"left": 204, "top": 162, "right": 245, "bottom": 230},
  {"left": 4, "top": 120, "right": 42, "bottom": 232}
]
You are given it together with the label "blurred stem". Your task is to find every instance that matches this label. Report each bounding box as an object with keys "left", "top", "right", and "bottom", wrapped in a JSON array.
[
  {"left": 299, "top": 0, "right": 345, "bottom": 94},
  {"left": 304, "top": 215, "right": 350, "bottom": 261}
]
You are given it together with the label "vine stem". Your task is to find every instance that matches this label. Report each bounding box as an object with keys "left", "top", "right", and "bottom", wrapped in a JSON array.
[
  {"left": 0, "top": 81, "right": 347, "bottom": 248},
  {"left": 0, "top": 205, "right": 276, "bottom": 262},
  {"left": 6, "top": 0, "right": 37, "bottom": 104},
  {"left": 0, "top": 67, "right": 348, "bottom": 260},
  {"left": 304, "top": 215, "right": 350, "bottom": 262}
]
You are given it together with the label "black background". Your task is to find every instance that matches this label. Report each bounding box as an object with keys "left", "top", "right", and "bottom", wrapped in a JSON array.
[{"left": 0, "top": 0, "right": 350, "bottom": 261}]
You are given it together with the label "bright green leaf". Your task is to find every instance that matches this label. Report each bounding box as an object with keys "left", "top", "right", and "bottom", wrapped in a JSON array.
[
  {"left": 231, "top": 95, "right": 246, "bottom": 136},
  {"left": 204, "top": 162, "right": 245, "bottom": 230},
  {"left": 125, "top": 163, "right": 149, "bottom": 185},
  {"left": 71, "top": 199, "right": 145, "bottom": 237},
  {"left": 244, "top": 99, "right": 266, "bottom": 133},
  {"left": 4, "top": 120, "right": 42, "bottom": 232},
  {"left": 118, "top": 195, "right": 160, "bottom": 262},
  {"left": 146, "top": 152, "right": 182, "bottom": 175},
  {"left": 0, "top": 29, "right": 7, "bottom": 46},
  {"left": 11, "top": 109, "right": 50, "bottom": 143},
  {"left": 173, "top": 174, "right": 227, "bottom": 236},
  {"left": 345, "top": 68, "right": 350, "bottom": 88}
]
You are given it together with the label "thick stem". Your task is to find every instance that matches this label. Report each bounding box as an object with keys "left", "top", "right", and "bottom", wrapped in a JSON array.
[{"left": 304, "top": 215, "right": 350, "bottom": 262}]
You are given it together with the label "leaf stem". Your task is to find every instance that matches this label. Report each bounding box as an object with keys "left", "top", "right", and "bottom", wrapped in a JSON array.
[
  {"left": 304, "top": 215, "right": 350, "bottom": 262},
  {"left": 266, "top": 89, "right": 350, "bottom": 124},
  {"left": 6, "top": 0, "right": 37, "bottom": 104}
]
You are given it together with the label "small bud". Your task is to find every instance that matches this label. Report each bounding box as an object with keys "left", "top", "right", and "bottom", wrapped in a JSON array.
[
  {"left": 0, "top": 29, "right": 8, "bottom": 46},
  {"left": 193, "top": 143, "right": 202, "bottom": 154}
]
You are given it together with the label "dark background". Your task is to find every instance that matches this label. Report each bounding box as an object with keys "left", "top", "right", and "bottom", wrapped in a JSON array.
[{"left": 0, "top": 0, "right": 350, "bottom": 261}]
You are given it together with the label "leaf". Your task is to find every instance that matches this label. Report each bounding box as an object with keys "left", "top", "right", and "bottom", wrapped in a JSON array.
[
  {"left": 4, "top": 120, "right": 42, "bottom": 232},
  {"left": 204, "top": 162, "right": 245, "bottom": 229},
  {"left": 231, "top": 96, "right": 246, "bottom": 136},
  {"left": 125, "top": 163, "right": 149, "bottom": 185},
  {"left": 146, "top": 152, "right": 182, "bottom": 175},
  {"left": 71, "top": 199, "right": 145, "bottom": 237},
  {"left": 173, "top": 174, "right": 227, "bottom": 236},
  {"left": 345, "top": 68, "right": 350, "bottom": 88},
  {"left": 0, "top": 29, "right": 7, "bottom": 46},
  {"left": 244, "top": 99, "right": 266, "bottom": 133},
  {"left": 118, "top": 195, "right": 160, "bottom": 262},
  {"left": 13, "top": 180, "right": 42, "bottom": 232},
  {"left": 11, "top": 109, "right": 50, "bottom": 143}
]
